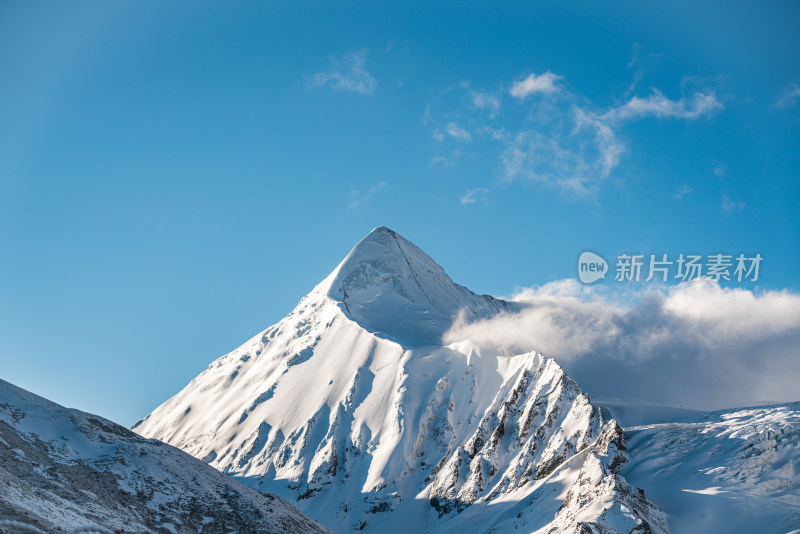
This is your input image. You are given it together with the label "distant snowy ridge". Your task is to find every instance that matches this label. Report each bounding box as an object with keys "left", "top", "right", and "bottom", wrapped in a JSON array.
[
  {"left": 0, "top": 379, "right": 330, "bottom": 534},
  {"left": 622, "top": 402, "right": 800, "bottom": 534},
  {"left": 134, "top": 227, "right": 667, "bottom": 533}
]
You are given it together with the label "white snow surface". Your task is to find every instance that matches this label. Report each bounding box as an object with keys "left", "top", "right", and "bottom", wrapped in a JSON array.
[
  {"left": 621, "top": 402, "right": 800, "bottom": 534},
  {"left": 134, "top": 227, "right": 667, "bottom": 533},
  {"left": 0, "top": 379, "right": 330, "bottom": 534},
  {"left": 321, "top": 226, "right": 509, "bottom": 345}
]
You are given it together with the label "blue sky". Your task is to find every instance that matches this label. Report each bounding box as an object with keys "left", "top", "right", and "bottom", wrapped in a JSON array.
[{"left": 1, "top": 1, "right": 798, "bottom": 424}]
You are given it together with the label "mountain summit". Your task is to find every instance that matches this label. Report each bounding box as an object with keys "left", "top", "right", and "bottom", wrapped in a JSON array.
[
  {"left": 316, "top": 226, "right": 506, "bottom": 345},
  {"left": 134, "top": 228, "right": 667, "bottom": 534}
]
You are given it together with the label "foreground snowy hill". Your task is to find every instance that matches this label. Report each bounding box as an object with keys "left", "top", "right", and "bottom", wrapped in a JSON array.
[
  {"left": 620, "top": 402, "right": 800, "bottom": 534},
  {"left": 134, "top": 227, "right": 667, "bottom": 533},
  {"left": 0, "top": 379, "right": 330, "bottom": 533}
]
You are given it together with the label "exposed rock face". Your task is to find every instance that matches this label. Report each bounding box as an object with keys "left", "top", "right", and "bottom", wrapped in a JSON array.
[{"left": 0, "top": 379, "right": 330, "bottom": 534}]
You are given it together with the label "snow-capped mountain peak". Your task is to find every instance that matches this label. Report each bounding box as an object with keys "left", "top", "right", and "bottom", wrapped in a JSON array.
[
  {"left": 315, "top": 226, "right": 506, "bottom": 345},
  {"left": 134, "top": 227, "right": 667, "bottom": 533}
]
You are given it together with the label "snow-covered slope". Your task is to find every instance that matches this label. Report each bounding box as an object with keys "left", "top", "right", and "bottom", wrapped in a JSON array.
[
  {"left": 320, "top": 226, "right": 508, "bottom": 345},
  {"left": 621, "top": 402, "right": 800, "bottom": 534},
  {"left": 134, "top": 227, "right": 667, "bottom": 533},
  {"left": 0, "top": 379, "right": 330, "bottom": 534}
]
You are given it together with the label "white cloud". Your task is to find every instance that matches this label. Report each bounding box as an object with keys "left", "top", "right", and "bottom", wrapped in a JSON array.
[
  {"left": 470, "top": 90, "right": 501, "bottom": 115},
  {"left": 604, "top": 89, "right": 723, "bottom": 121},
  {"left": 308, "top": 49, "right": 377, "bottom": 95},
  {"left": 446, "top": 122, "right": 472, "bottom": 142},
  {"left": 444, "top": 279, "right": 800, "bottom": 410},
  {"left": 574, "top": 108, "right": 626, "bottom": 178},
  {"left": 501, "top": 106, "right": 625, "bottom": 195},
  {"left": 422, "top": 104, "right": 433, "bottom": 125},
  {"left": 431, "top": 153, "right": 457, "bottom": 167},
  {"left": 509, "top": 72, "right": 562, "bottom": 99},
  {"left": 348, "top": 181, "right": 386, "bottom": 208},
  {"left": 775, "top": 83, "right": 800, "bottom": 109},
  {"left": 713, "top": 164, "right": 726, "bottom": 177},
  {"left": 426, "top": 68, "right": 724, "bottom": 199},
  {"left": 673, "top": 184, "right": 693, "bottom": 199},
  {"left": 460, "top": 187, "right": 488, "bottom": 205},
  {"left": 624, "top": 43, "right": 644, "bottom": 98},
  {"left": 501, "top": 74, "right": 717, "bottom": 195},
  {"left": 722, "top": 195, "right": 745, "bottom": 212}
]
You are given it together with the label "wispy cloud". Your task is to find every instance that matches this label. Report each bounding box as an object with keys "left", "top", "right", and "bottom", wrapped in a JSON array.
[
  {"left": 446, "top": 122, "right": 472, "bottom": 142},
  {"left": 308, "top": 49, "right": 377, "bottom": 95},
  {"left": 425, "top": 67, "right": 725, "bottom": 199},
  {"left": 348, "top": 181, "right": 386, "bottom": 208},
  {"left": 722, "top": 195, "right": 745, "bottom": 212},
  {"left": 713, "top": 164, "right": 726, "bottom": 177},
  {"left": 673, "top": 184, "right": 693, "bottom": 199},
  {"left": 470, "top": 90, "right": 501, "bottom": 115},
  {"left": 509, "top": 71, "right": 562, "bottom": 99},
  {"left": 460, "top": 187, "right": 488, "bottom": 205},
  {"left": 501, "top": 106, "right": 626, "bottom": 195},
  {"left": 604, "top": 89, "right": 723, "bottom": 121},
  {"left": 575, "top": 108, "right": 626, "bottom": 178},
  {"left": 624, "top": 43, "right": 645, "bottom": 98},
  {"left": 444, "top": 279, "right": 800, "bottom": 409},
  {"left": 623, "top": 43, "right": 661, "bottom": 99},
  {"left": 775, "top": 82, "right": 800, "bottom": 109},
  {"left": 431, "top": 153, "right": 458, "bottom": 167}
]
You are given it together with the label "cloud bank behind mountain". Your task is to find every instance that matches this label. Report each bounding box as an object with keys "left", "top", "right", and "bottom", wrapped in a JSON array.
[{"left": 444, "top": 279, "right": 800, "bottom": 410}]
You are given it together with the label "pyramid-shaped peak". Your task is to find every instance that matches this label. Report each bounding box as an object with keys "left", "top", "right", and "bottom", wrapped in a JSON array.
[
  {"left": 318, "top": 226, "right": 506, "bottom": 346},
  {"left": 356, "top": 226, "right": 408, "bottom": 248},
  {"left": 340, "top": 226, "right": 447, "bottom": 278},
  {"left": 366, "top": 225, "right": 396, "bottom": 236},
  {"left": 360, "top": 225, "right": 414, "bottom": 244}
]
